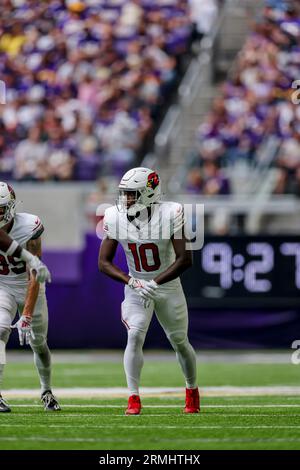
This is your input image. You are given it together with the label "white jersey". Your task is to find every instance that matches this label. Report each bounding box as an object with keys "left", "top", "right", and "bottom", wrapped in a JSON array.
[
  {"left": 103, "top": 201, "right": 185, "bottom": 286},
  {"left": 0, "top": 212, "right": 44, "bottom": 299}
]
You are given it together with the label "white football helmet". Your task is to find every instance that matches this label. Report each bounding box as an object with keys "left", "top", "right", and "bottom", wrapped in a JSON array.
[
  {"left": 0, "top": 182, "right": 16, "bottom": 228},
  {"left": 117, "top": 167, "right": 161, "bottom": 215}
]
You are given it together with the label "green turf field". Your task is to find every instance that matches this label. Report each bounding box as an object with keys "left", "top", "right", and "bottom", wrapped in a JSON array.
[{"left": 1, "top": 353, "right": 300, "bottom": 450}]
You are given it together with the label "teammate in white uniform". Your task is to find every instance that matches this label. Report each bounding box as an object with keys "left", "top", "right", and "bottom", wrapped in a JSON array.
[
  {"left": 99, "top": 167, "right": 200, "bottom": 415},
  {"left": 0, "top": 183, "right": 60, "bottom": 412},
  {"left": 0, "top": 192, "right": 51, "bottom": 285}
]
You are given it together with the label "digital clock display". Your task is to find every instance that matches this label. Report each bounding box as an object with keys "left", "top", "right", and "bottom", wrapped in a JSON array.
[{"left": 182, "top": 236, "right": 300, "bottom": 308}]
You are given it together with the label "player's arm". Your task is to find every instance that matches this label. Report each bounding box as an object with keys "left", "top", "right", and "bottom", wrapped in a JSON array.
[
  {"left": 154, "top": 234, "right": 193, "bottom": 285},
  {"left": 99, "top": 237, "right": 157, "bottom": 306},
  {"left": 11, "top": 236, "right": 43, "bottom": 346},
  {"left": 0, "top": 229, "right": 23, "bottom": 257},
  {"left": 22, "top": 236, "right": 42, "bottom": 319},
  {"left": 0, "top": 229, "right": 51, "bottom": 283},
  {"left": 98, "top": 237, "right": 130, "bottom": 284}
]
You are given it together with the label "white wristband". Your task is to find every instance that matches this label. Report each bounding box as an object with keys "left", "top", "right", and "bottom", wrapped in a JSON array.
[{"left": 6, "top": 240, "right": 19, "bottom": 256}]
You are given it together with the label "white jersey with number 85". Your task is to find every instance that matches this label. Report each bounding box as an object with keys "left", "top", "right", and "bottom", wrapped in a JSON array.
[{"left": 0, "top": 212, "right": 44, "bottom": 299}]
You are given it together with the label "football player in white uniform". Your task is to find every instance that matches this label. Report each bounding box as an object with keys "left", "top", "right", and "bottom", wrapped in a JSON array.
[
  {"left": 99, "top": 167, "right": 199, "bottom": 415},
  {"left": 0, "top": 183, "right": 60, "bottom": 412},
  {"left": 0, "top": 217, "right": 51, "bottom": 284}
]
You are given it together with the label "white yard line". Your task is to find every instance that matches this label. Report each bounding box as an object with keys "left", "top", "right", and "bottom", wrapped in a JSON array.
[
  {"left": 5, "top": 413, "right": 300, "bottom": 419},
  {"left": 5, "top": 408, "right": 300, "bottom": 418},
  {"left": 2, "top": 386, "right": 300, "bottom": 398},
  {"left": 1, "top": 424, "right": 300, "bottom": 429},
  {"left": 0, "top": 436, "right": 300, "bottom": 444},
  {"left": 6, "top": 404, "right": 300, "bottom": 410}
]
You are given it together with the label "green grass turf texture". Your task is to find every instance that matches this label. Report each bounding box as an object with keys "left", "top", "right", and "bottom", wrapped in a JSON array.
[{"left": 1, "top": 360, "right": 300, "bottom": 450}]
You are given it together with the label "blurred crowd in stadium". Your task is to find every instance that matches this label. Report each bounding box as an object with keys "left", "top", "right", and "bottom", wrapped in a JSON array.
[
  {"left": 187, "top": 0, "right": 300, "bottom": 197},
  {"left": 2, "top": 0, "right": 299, "bottom": 198},
  {"left": 0, "top": 0, "right": 221, "bottom": 182}
]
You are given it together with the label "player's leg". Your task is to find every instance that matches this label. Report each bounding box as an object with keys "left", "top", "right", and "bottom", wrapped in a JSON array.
[
  {"left": 155, "top": 286, "right": 199, "bottom": 412},
  {"left": 0, "top": 290, "right": 18, "bottom": 412},
  {"left": 122, "top": 286, "right": 154, "bottom": 414},
  {"left": 29, "top": 293, "right": 60, "bottom": 411}
]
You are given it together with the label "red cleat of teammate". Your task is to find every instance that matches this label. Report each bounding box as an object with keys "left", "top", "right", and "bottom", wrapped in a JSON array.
[
  {"left": 125, "top": 395, "right": 142, "bottom": 415},
  {"left": 184, "top": 387, "right": 200, "bottom": 413}
]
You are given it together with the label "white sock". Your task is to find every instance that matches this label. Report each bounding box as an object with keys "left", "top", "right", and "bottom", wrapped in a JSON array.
[
  {"left": 33, "top": 345, "right": 52, "bottom": 394},
  {"left": 0, "top": 364, "right": 4, "bottom": 394},
  {"left": 173, "top": 339, "right": 198, "bottom": 389},
  {"left": 123, "top": 329, "right": 146, "bottom": 396}
]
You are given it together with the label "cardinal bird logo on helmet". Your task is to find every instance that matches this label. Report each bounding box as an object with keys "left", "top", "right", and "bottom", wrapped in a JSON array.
[{"left": 146, "top": 172, "right": 159, "bottom": 190}]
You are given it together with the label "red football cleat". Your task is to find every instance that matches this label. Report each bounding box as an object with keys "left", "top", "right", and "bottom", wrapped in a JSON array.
[
  {"left": 184, "top": 387, "right": 200, "bottom": 413},
  {"left": 125, "top": 395, "right": 142, "bottom": 415}
]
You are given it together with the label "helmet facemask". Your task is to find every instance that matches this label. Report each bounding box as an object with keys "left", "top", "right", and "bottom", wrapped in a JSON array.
[
  {"left": 0, "top": 199, "right": 16, "bottom": 228},
  {"left": 0, "top": 183, "right": 17, "bottom": 228},
  {"left": 116, "top": 189, "right": 145, "bottom": 216}
]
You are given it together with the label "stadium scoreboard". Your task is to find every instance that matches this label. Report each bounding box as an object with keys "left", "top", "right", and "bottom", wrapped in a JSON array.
[{"left": 182, "top": 236, "right": 300, "bottom": 308}]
